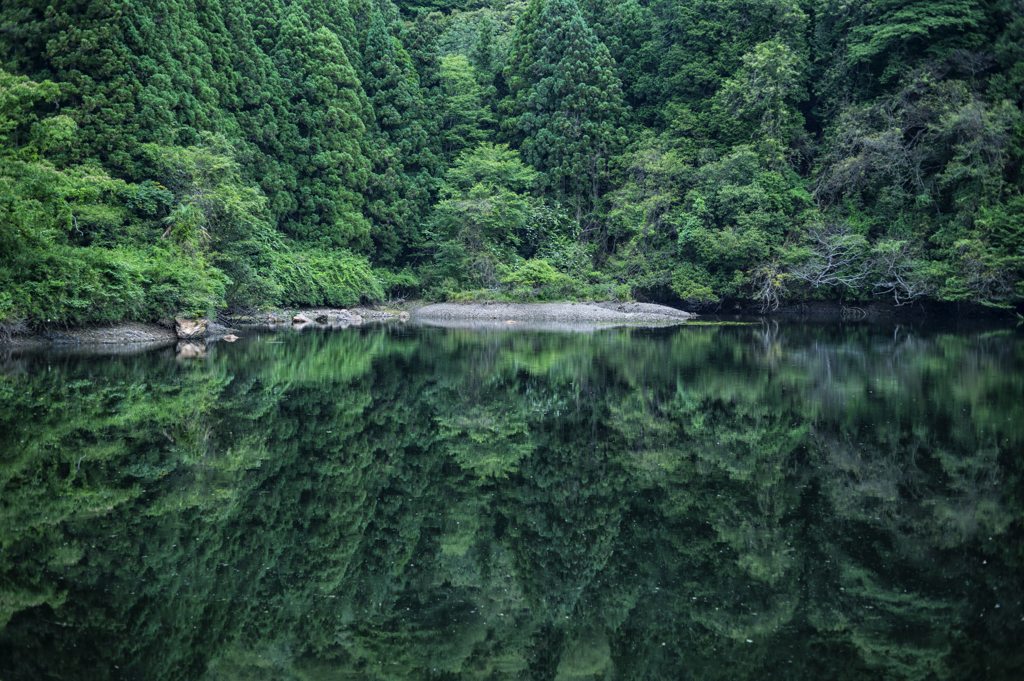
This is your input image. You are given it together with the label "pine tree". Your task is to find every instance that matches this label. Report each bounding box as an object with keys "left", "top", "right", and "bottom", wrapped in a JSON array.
[
  {"left": 361, "top": 6, "right": 440, "bottom": 262},
  {"left": 247, "top": 0, "right": 285, "bottom": 53},
  {"left": 0, "top": 0, "right": 146, "bottom": 173},
  {"left": 401, "top": 9, "right": 445, "bottom": 163},
  {"left": 294, "top": 0, "right": 365, "bottom": 75}
]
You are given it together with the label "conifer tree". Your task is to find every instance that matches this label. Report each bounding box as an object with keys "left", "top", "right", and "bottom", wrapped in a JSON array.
[
  {"left": 401, "top": 9, "right": 445, "bottom": 163},
  {"left": 273, "top": 5, "right": 373, "bottom": 249},
  {"left": 214, "top": 2, "right": 292, "bottom": 217},
  {"left": 294, "top": 0, "right": 365, "bottom": 75},
  {"left": 499, "top": 0, "right": 546, "bottom": 147},
  {"left": 361, "top": 6, "right": 440, "bottom": 262},
  {"left": 347, "top": 0, "right": 376, "bottom": 50},
  {"left": 472, "top": 13, "right": 495, "bottom": 75},
  {"left": 0, "top": 1, "right": 147, "bottom": 173},
  {"left": 247, "top": 0, "right": 285, "bottom": 53},
  {"left": 509, "top": 0, "right": 628, "bottom": 219}
]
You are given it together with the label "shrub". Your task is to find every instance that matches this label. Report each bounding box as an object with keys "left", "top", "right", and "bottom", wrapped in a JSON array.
[
  {"left": 0, "top": 245, "right": 227, "bottom": 326},
  {"left": 273, "top": 248, "right": 384, "bottom": 308}
]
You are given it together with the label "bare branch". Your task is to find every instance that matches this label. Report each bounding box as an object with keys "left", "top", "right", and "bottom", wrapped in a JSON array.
[{"left": 789, "top": 222, "right": 870, "bottom": 290}]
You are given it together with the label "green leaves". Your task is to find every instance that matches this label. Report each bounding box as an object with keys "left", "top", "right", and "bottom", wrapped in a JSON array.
[
  {"left": 439, "top": 54, "right": 494, "bottom": 162},
  {"left": 3, "top": 0, "right": 1023, "bottom": 315},
  {"left": 845, "top": 1, "right": 983, "bottom": 65},
  {"left": 714, "top": 39, "right": 807, "bottom": 160},
  {"left": 273, "top": 11, "right": 373, "bottom": 251},
  {"left": 429, "top": 144, "right": 549, "bottom": 289},
  {"left": 0, "top": 68, "right": 61, "bottom": 154}
]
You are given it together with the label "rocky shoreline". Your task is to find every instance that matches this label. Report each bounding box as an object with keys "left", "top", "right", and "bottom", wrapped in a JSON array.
[
  {"left": 0, "top": 306, "right": 410, "bottom": 350},
  {"left": 0, "top": 302, "right": 699, "bottom": 351}
]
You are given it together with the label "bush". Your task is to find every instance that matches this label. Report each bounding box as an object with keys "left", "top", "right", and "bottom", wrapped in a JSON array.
[
  {"left": 272, "top": 248, "right": 384, "bottom": 308},
  {"left": 0, "top": 245, "right": 227, "bottom": 326},
  {"left": 501, "top": 259, "right": 573, "bottom": 288},
  {"left": 375, "top": 268, "right": 421, "bottom": 300}
]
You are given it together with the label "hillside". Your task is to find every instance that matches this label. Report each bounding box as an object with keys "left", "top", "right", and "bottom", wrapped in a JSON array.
[{"left": 1, "top": 0, "right": 1022, "bottom": 329}]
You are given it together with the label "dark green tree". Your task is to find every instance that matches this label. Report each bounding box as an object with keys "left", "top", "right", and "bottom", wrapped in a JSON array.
[
  {"left": 361, "top": 5, "right": 440, "bottom": 262},
  {"left": 509, "top": 0, "right": 628, "bottom": 221},
  {"left": 499, "top": 0, "right": 546, "bottom": 148},
  {"left": 471, "top": 12, "right": 495, "bottom": 75},
  {"left": 273, "top": 5, "right": 373, "bottom": 250}
]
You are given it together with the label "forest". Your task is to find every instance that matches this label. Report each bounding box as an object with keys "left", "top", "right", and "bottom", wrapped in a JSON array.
[{"left": 1, "top": 0, "right": 1023, "bottom": 329}]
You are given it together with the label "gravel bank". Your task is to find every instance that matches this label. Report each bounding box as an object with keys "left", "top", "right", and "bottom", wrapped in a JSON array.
[
  {"left": 2, "top": 322, "right": 178, "bottom": 348},
  {"left": 413, "top": 301, "right": 695, "bottom": 324}
]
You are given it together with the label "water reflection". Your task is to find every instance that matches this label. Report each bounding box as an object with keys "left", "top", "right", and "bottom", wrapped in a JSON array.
[{"left": 1, "top": 322, "right": 1022, "bottom": 679}]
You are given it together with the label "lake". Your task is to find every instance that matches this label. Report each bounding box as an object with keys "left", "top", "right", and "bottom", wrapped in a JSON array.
[{"left": 1, "top": 319, "right": 1022, "bottom": 679}]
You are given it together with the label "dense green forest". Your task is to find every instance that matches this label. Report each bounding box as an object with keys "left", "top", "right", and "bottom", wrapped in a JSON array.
[
  {"left": 2, "top": 323, "right": 1022, "bottom": 678},
  {"left": 2, "top": 0, "right": 1023, "bottom": 328}
]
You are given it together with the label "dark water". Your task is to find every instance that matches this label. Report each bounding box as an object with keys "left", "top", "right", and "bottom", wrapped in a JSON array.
[{"left": 1, "top": 320, "right": 1023, "bottom": 680}]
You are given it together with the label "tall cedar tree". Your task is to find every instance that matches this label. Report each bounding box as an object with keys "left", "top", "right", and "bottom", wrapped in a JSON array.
[
  {"left": 273, "top": 5, "right": 373, "bottom": 250},
  {"left": 401, "top": 9, "right": 445, "bottom": 165},
  {"left": 472, "top": 12, "right": 495, "bottom": 75},
  {"left": 499, "top": 0, "right": 546, "bottom": 147},
  {"left": 295, "top": 0, "right": 365, "bottom": 75},
  {"left": 362, "top": 6, "right": 440, "bottom": 263},
  {"left": 510, "top": 0, "right": 628, "bottom": 220}
]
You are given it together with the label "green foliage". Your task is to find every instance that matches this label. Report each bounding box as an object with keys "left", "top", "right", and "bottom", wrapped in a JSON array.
[
  {"left": 504, "top": 0, "right": 629, "bottom": 219},
  {"left": 272, "top": 247, "right": 385, "bottom": 307},
  {"left": 0, "top": 67, "right": 61, "bottom": 154},
  {"left": 0, "top": 69, "right": 231, "bottom": 325},
  {"left": 272, "top": 8, "right": 373, "bottom": 250},
  {"left": 363, "top": 6, "right": 441, "bottom": 263},
  {"left": 471, "top": 12, "right": 495, "bottom": 74},
  {"left": 2, "top": 0, "right": 1023, "bottom": 320},
  {"left": 605, "top": 142, "right": 690, "bottom": 294},
  {"left": 713, "top": 39, "right": 808, "bottom": 161},
  {"left": 426, "top": 143, "right": 580, "bottom": 291},
  {"left": 439, "top": 54, "right": 494, "bottom": 162}
]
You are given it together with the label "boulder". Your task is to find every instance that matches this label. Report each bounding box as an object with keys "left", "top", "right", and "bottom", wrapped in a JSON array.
[
  {"left": 175, "top": 317, "right": 208, "bottom": 340},
  {"left": 398, "top": 311, "right": 410, "bottom": 322},
  {"left": 222, "top": 334, "right": 239, "bottom": 342},
  {"left": 315, "top": 313, "right": 329, "bottom": 324},
  {"left": 292, "top": 313, "right": 312, "bottom": 324}
]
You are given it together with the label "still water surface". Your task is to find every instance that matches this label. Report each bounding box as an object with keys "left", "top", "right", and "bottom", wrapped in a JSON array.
[{"left": 1, "top": 320, "right": 1022, "bottom": 680}]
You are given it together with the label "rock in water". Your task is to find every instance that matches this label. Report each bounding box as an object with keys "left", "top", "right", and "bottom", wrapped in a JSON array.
[
  {"left": 176, "top": 342, "right": 208, "bottom": 359},
  {"left": 292, "top": 314, "right": 312, "bottom": 324},
  {"left": 222, "top": 334, "right": 239, "bottom": 342},
  {"left": 175, "top": 317, "right": 208, "bottom": 340}
]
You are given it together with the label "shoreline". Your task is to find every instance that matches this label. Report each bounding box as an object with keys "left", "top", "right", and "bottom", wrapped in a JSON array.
[
  {"left": 1, "top": 301, "right": 695, "bottom": 349},
  {"left": 412, "top": 301, "right": 695, "bottom": 325},
  {"left": 0, "top": 306, "right": 408, "bottom": 350}
]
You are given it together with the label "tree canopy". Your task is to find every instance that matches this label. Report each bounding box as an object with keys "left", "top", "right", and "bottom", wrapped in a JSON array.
[{"left": 1, "top": 0, "right": 1022, "bottom": 330}]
